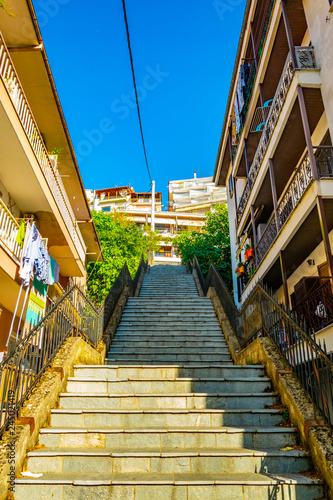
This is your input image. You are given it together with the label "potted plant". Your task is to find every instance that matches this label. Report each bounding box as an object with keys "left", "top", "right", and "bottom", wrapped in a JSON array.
[
  {"left": 235, "top": 262, "right": 245, "bottom": 276},
  {"left": 249, "top": 266, "right": 256, "bottom": 279},
  {"left": 244, "top": 244, "right": 254, "bottom": 261}
]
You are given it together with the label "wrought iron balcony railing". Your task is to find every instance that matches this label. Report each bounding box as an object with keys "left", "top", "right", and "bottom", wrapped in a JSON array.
[
  {"left": 236, "top": 47, "right": 317, "bottom": 227},
  {"left": 293, "top": 278, "right": 333, "bottom": 333},
  {"left": 255, "top": 146, "right": 333, "bottom": 268},
  {"left": 0, "top": 32, "right": 86, "bottom": 264},
  {"left": 0, "top": 199, "right": 22, "bottom": 262}
]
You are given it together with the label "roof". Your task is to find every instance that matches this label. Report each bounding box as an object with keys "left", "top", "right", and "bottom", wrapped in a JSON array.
[
  {"left": 95, "top": 187, "right": 132, "bottom": 197},
  {"left": 131, "top": 192, "right": 162, "bottom": 198}
]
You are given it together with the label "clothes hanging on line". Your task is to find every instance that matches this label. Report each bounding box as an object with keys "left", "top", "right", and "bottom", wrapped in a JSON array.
[
  {"left": 19, "top": 223, "right": 40, "bottom": 287},
  {"left": 16, "top": 220, "right": 26, "bottom": 248}
]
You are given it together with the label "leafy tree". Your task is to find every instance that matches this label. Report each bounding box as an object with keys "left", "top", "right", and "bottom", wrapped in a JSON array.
[
  {"left": 87, "top": 210, "right": 160, "bottom": 304},
  {"left": 173, "top": 204, "right": 232, "bottom": 290}
]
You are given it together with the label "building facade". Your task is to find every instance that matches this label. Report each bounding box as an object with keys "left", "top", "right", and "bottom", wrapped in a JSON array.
[
  {"left": 169, "top": 173, "right": 227, "bottom": 213},
  {"left": 86, "top": 187, "right": 162, "bottom": 213},
  {"left": 214, "top": 0, "right": 333, "bottom": 350},
  {"left": 0, "top": 1, "right": 101, "bottom": 350}
]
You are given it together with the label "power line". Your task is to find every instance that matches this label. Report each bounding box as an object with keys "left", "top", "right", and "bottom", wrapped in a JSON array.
[{"left": 121, "top": 0, "right": 152, "bottom": 184}]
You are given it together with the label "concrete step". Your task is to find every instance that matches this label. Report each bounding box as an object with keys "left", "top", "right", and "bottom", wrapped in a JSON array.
[
  {"left": 65, "top": 377, "right": 271, "bottom": 395},
  {"left": 116, "top": 326, "right": 223, "bottom": 332},
  {"left": 121, "top": 313, "right": 217, "bottom": 318},
  {"left": 127, "top": 298, "right": 211, "bottom": 302},
  {"left": 105, "top": 358, "right": 233, "bottom": 364},
  {"left": 26, "top": 446, "right": 311, "bottom": 474},
  {"left": 73, "top": 365, "right": 265, "bottom": 379},
  {"left": 50, "top": 408, "right": 283, "bottom": 428},
  {"left": 119, "top": 321, "right": 220, "bottom": 326},
  {"left": 59, "top": 392, "right": 278, "bottom": 410},
  {"left": 38, "top": 426, "right": 298, "bottom": 449},
  {"left": 111, "top": 341, "right": 228, "bottom": 348},
  {"left": 14, "top": 472, "right": 324, "bottom": 500},
  {"left": 108, "top": 347, "right": 230, "bottom": 355},
  {"left": 106, "top": 354, "right": 232, "bottom": 362},
  {"left": 113, "top": 333, "right": 226, "bottom": 340}
]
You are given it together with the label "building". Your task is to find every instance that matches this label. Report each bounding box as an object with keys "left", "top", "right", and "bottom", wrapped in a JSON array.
[
  {"left": 168, "top": 173, "right": 227, "bottom": 213},
  {"left": 213, "top": 0, "right": 333, "bottom": 350},
  {"left": 86, "top": 187, "right": 162, "bottom": 213},
  {"left": 0, "top": 1, "right": 101, "bottom": 350},
  {"left": 86, "top": 186, "right": 205, "bottom": 262}
]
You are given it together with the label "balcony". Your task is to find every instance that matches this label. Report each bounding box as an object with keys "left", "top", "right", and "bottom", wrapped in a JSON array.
[
  {"left": 0, "top": 33, "right": 86, "bottom": 265},
  {"left": 256, "top": 146, "right": 333, "bottom": 267},
  {"left": 236, "top": 47, "right": 317, "bottom": 228},
  {"left": 0, "top": 199, "right": 22, "bottom": 263}
]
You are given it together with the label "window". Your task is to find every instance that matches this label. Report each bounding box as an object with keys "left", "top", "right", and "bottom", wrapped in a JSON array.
[{"left": 102, "top": 206, "right": 111, "bottom": 212}]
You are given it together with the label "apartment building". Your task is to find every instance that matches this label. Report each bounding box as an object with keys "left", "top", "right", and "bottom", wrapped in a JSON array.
[
  {"left": 169, "top": 173, "right": 227, "bottom": 213},
  {"left": 213, "top": 0, "right": 333, "bottom": 348},
  {"left": 87, "top": 187, "right": 162, "bottom": 213},
  {"left": 0, "top": 1, "right": 101, "bottom": 349}
]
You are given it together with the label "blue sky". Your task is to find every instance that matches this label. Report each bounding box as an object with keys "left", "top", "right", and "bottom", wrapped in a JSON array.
[{"left": 35, "top": 0, "right": 246, "bottom": 205}]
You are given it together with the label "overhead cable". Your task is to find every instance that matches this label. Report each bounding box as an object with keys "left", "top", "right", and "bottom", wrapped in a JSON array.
[{"left": 121, "top": 0, "right": 152, "bottom": 184}]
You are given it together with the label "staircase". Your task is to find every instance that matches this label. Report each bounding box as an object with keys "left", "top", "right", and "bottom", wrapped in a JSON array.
[{"left": 15, "top": 264, "right": 324, "bottom": 499}]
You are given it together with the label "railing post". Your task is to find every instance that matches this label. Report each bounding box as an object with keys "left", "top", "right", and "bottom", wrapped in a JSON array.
[{"left": 316, "top": 196, "right": 333, "bottom": 294}]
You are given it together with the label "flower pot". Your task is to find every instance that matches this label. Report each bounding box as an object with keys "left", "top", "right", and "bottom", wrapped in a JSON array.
[{"left": 245, "top": 248, "right": 254, "bottom": 260}]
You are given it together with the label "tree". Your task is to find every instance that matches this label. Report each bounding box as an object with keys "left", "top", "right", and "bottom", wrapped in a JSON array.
[
  {"left": 86, "top": 210, "right": 160, "bottom": 304},
  {"left": 173, "top": 204, "right": 232, "bottom": 290}
]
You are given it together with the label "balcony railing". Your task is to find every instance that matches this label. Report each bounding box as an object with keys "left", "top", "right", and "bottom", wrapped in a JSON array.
[
  {"left": 236, "top": 47, "right": 317, "bottom": 227},
  {"left": 293, "top": 279, "right": 333, "bottom": 333},
  {"left": 255, "top": 146, "right": 333, "bottom": 268},
  {"left": 0, "top": 199, "right": 22, "bottom": 262},
  {"left": 0, "top": 32, "right": 86, "bottom": 264}
]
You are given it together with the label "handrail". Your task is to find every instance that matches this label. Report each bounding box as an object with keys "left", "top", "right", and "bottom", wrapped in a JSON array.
[
  {"left": 0, "top": 254, "right": 148, "bottom": 438},
  {"left": 0, "top": 198, "right": 22, "bottom": 261},
  {"left": 0, "top": 31, "right": 86, "bottom": 264},
  {"left": 188, "top": 258, "right": 333, "bottom": 429}
]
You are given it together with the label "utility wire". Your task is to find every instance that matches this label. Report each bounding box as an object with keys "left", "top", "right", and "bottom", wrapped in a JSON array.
[{"left": 122, "top": 0, "right": 152, "bottom": 184}]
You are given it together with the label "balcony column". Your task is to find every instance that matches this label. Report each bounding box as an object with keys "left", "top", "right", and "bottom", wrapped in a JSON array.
[
  {"left": 316, "top": 196, "right": 333, "bottom": 294},
  {"left": 280, "top": 0, "right": 297, "bottom": 68},
  {"left": 297, "top": 86, "right": 319, "bottom": 181},
  {"left": 228, "top": 127, "right": 238, "bottom": 213},
  {"left": 250, "top": 22, "right": 258, "bottom": 70},
  {"left": 251, "top": 205, "right": 258, "bottom": 267},
  {"left": 279, "top": 250, "right": 290, "bottom": 310},
  {"left": 244, "top": 139, "right": 251, "bottom": 188},
  {"left": 268, "top": 159, "right": 281, "bottom": 231}
]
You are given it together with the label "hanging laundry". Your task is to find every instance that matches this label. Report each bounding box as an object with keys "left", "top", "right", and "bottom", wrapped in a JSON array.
[
  {"left": 236, "top": 72, "right": 245, "bottom": 113},
  {"left": 15, "top": 220, "right": 26, "bottom": 248},
  {"left": 25, "top": 276, "right": 48, "bottom": 330},
  {"left": 41, "top": 254, "right": 51, "bottom": 285},
  {"left": 19, "top": 223, "right": 40, "bottom": 287},
  {"left": 49, "top": 256, "right": 60, "bottom": 284},
  {"left": 34, "top": 237, "right": 49, "bottom": 282}
]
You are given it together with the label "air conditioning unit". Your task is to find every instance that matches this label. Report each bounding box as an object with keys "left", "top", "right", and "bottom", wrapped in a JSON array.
[{"left": 23, "top": 213, "right": 36, "bottom": 221}]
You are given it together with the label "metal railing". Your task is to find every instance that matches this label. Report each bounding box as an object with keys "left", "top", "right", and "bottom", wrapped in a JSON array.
[
  {"left": 0, "top": 255, "right": 148, "bottom": 438},
  {"left": 0, "top": 285, "right": 103, "bottom": 438},
  {"left": 0, "top": 199, "right": 22, "bottom": 262},
  {"left": 188, "top": 259, "right": 333, "bottom": 429},
  {"left": 0, "top": 31, "right": 86, "bottom": 264},
  {"left": 293, "top": 279, "right": 333, "bottom": 333},
  {"left": 236, "top": 46, "right": 318, "bottom": 227}
]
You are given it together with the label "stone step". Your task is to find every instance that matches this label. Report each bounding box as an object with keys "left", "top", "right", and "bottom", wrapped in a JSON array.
[
  {"left": 116, "top": 326, "right": 223, "bottom": 332},
  {"left": 105, "top": 358, "right": 233, "bottom": 364},
  {"left": 114, "top": 333, "right": 225, "bottom": 340},
  {"left": 50, "top": 408, "right": 283, "bottom": 428},
  {"left": 59, "top": 392, "right": 278, "bottom": 410},
  {"left": 26, "top": 446, "right": 311, "bottom": 475},
  {"left": 65, "top": 377, "right": 270, "bottom": 395},
  {"left": 14, "top": 472, "right": 324, "bottom": 500},
  {"left": 108, "top": 347, "right": 230, "bottom": 355},
  {"left": 121, "top": 313, "right": 217, "bottom": 318},
  {"left": 111, "top": 341, "right": 228, "bottom": 348},
  {"left": 38, "top": 426, "right": 298, "bottom": 449},
  {"left": 123, "top": 307, "right": 215, "bottom": 312},
  {"left": 73, "top": 365, "right": 265, "bottom": 379},
  {"left": 127, "top": 298, "right": 211, "bottom": 302},
  {"left": 106, "top": 354, "right": 232, "bottom": 362},
  {"left": 119, "top": 321, "right": 220, "bottom": 326}
]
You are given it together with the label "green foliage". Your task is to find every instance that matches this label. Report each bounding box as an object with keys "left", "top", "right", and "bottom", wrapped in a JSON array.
[
  {"left": 282, "top": 410, "right": 289, "bottom": 422},
  {"left": 87, "top": 211, "right": 160, "bottom": 304},
  {"left": 173, "top": 204, "right": 232, "bottom": 290}
]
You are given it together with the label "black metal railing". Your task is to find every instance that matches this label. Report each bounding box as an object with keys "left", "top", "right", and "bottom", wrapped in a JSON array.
[
  {"left": 188, "top": 259, "right": 333, "bottom": 429},
  {"left": 0, "top": 254, "right": 148, "bottom": 438},
  {"left": 236, "top": 46, "right": 318, "bottom": 227},
  {"left": 293, "top": 279, "right": 333, "bottom": 333},
  {"left": 0, "top": 285, "right": 103, "bottom": 438}
]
